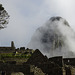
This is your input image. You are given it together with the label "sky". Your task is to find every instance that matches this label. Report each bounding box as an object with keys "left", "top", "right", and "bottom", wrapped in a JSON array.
[{"left": 0, "top": 0, "right": 75, "bottom": 48}]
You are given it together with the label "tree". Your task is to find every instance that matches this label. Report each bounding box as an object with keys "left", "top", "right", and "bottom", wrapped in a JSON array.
[{"left": 0, "top": 4, "right": 9, "bottom": 29}]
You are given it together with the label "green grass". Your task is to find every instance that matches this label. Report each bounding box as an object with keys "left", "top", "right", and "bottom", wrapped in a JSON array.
[{"left": 0, "top": 53, "right": 31, "bottom": 60}]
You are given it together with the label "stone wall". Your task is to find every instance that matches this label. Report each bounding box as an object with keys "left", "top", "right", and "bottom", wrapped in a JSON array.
[
  {"left": 27, "top": 49, "right": 63, "bottom": 75},
  {"left": 0, "top": 47, "right": 15, "bottom": 53},
  {"left": 49, "top": 56, "right": 63, "bottom": 67},
  {"left": 27, "top": 49, "right": 48, "bottom": 66},
  {"left": 0, "top": 64, "right": 34, "bottom": 75},
  {"left": 0, "top": 48, "right": 75, "bottom": 75},
  {"left": 64, "top": 58, "right": 75, "bottom": 66}
]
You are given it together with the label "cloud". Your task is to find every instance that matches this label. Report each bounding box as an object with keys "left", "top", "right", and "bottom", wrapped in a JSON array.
[
  {"left": 27, "top": 17, "right": 75, "bottom": 58},
  {"left": 0, "top": 0, "right": 45, "bottom": 47},
  {"left": 0, "top": 0, "right": 75, "bottom": 48},
  {"left": 44, "top": 0, "right": 75, "bottom": 29}
]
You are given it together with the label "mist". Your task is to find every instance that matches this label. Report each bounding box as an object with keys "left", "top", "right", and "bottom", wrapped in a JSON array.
[{"left": 27, "top": 17, "right": 75, "bottom": 58}]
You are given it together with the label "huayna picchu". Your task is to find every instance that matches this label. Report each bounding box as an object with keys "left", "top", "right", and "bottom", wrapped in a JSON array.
[{"left": 27, "top": 17, "right": 75, "bottom": 58}]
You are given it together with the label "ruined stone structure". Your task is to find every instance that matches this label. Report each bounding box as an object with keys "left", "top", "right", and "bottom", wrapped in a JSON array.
[
  {"left": 27, "top": 49, "right": 75, "bottom": 75},
  {"left": 0, "top": 41, "right": 34, "bottom": 55},
  {"left": 0, "top": 41, "right": 15, "bottom": 53},
  {"left": 27, "top": 49, "right": 48, "bottom": 65},
  {"left": 0, "top": 43, "right": 75, "bottom": 75},
  {"left": 0, "top": 62, "right": 45, "bottom": 75},
  {"left": 63, "top": 58, "right": 75, "bottom": 66},
  {"left": 27, "top": 49, "right": 63, "bottom": 75}
]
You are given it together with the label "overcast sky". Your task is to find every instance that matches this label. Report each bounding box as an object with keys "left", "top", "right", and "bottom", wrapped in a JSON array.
[{"left": 0, "top": 0, "right": 75, "bottom": 48}]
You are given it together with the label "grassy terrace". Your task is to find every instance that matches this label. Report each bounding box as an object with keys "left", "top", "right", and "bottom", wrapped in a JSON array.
[
  {"left": 0, "top": 53, "right": 31, "bottom": 63},
  {"left": 0, "top": 53, "right": 31, "bottom": 59}
]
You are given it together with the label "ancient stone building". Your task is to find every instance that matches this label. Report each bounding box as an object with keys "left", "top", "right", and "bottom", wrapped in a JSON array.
[
  {"left": 0, "top": 62, "right": 46, "bottom": 75},
  {"left": 63, "top": 58, "right": 75, "bottom": 66},
  {"left": 49, "top": 56, "right": 63, "bottom": 67},
  {"left": 27, "top": 49, "right": 63, "bottom": 75},
  {"left": 27, "top": 49, "right": 48, "bottom": 65},
  {"left": 0, "top": 46, "right": 75, "bottom": 75},
  {"left": 0, "top": 41, "right": 15, "bottom": 53},
  {"left": 27, "top": 49, "right": 75, "bottom": 75}
]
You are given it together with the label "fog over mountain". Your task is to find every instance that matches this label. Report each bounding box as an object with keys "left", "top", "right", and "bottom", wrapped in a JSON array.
[{"left": 27, "top": 17, "right": 75, "bottom": 58}]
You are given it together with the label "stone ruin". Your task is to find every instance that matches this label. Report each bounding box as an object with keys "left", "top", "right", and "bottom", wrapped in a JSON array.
[
  {"left": 27, "top": 49, "right": 75, "bottom": 75},
  {"left": 0, "top": 41, "right": 34, "bottom": 55},
  {"left": 0, "top": 48, "right": 75, "bottom": 75},
  {"left": 0, "top": 41, "right": 15, "bottom": 53},
  {"left": 27, "top": 49, "right": 63, "bottom": 75}
]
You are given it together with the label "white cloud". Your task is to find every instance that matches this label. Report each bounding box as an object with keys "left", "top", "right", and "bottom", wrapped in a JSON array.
[
  {"left": 0, "top": 0, "right": 75, "bottom": 48},
  {"left": 44, "top": 0, "right": 75, "bottom": 29}
]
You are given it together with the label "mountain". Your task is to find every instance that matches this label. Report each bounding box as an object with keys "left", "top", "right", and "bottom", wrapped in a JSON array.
[{"left": 27, "top": 17, "right": 75, "bottom": 58}]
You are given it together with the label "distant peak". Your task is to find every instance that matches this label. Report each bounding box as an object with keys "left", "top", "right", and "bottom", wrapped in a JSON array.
[
  {"left": 50, "top": 16, "right": 62, "bottom": 21},
  {"left": 49, "top": 16, "right": 70, "bottom": 26}
]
